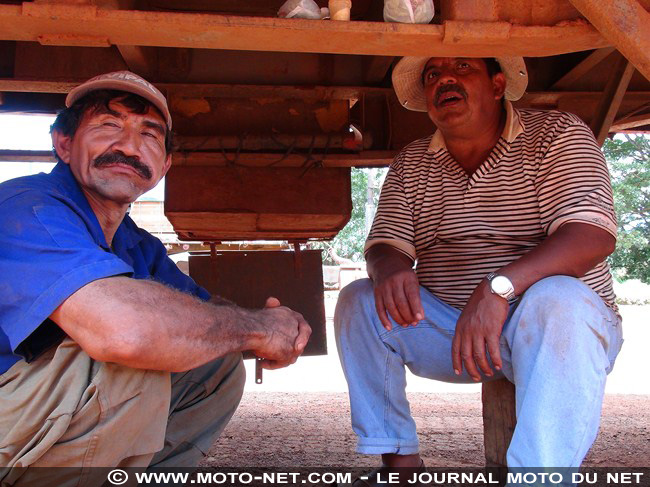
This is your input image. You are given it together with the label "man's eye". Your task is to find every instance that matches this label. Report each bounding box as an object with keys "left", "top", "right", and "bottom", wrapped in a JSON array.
[
  {"left": 102, "top": 121, "right": 119, "bottom": 128},
  {"left": 457, "top": 62, "right": 470, "bottom": 69},
  {"left": 142, "top": 131, "right": 157, "bottom": 138},
  {"left": 426, "top": 71, "right": 439, "bottom": 80}
]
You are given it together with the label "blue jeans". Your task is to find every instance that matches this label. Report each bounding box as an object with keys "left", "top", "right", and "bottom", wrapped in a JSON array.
[{"left": 334, "top": 276, "right": 623, "bottom": 467}]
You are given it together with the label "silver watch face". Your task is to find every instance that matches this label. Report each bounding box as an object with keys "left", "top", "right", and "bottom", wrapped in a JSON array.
[{"left": 491, "top": 275, "right": 514, "bottom": 295}]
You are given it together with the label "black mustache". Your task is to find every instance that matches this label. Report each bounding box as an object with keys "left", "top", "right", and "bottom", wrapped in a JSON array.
[
  {"left": 93, "top": 151, "right": 152, "bottom": 180},
  {"left": 435, "top": 84, "right": 468, "bottom": 107}
]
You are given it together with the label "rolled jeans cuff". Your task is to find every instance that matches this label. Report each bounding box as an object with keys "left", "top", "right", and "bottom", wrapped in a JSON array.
[{"left": 356, "top": 437, "right": 420, "bottom": 455}]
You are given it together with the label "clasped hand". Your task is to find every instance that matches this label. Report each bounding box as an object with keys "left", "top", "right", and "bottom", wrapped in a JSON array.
[{"left": 253, "top": 297, "right": 311, "bottom": 370}]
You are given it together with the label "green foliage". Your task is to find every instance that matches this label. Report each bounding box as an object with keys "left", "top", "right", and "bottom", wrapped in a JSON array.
[
  {"left": 603, "top": 135, "right": 650, "bottom": 283},
  {"left": 310, "top": 168, "right": 386, "bottom": 264}
]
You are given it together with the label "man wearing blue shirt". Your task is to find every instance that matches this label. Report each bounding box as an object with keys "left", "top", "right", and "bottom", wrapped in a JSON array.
[{"left": 0, "top": 71, "right": 311, "bottom": 481}]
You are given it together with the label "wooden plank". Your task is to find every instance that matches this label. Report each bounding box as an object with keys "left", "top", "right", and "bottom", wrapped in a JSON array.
[
  {"left": 0, "top": 78, "right": 391, "bottom": 100},
  {"left": 590, "top": 55, "right": 636, "bottom": 145},
  {"left": 568, "top": 0, "right": 650, "bottom": 82},
  {"left": 611, "top": 112, "right": 650, "bottom": 131},
  {"left": 0, "top": 150, "right": 397, "bottom": 167},
  {"left": 3, "top": 77, "right": 649, "bottom": 111},
  {"left": 0, "top": 150, "right": 55, "bottom": 163},
  {"left": 482, "top": 378, "right": 517, "bottom": 471},
  {"left": 363, "top": 56, "right": 396, "bottom": 84},
  {"left": 0, "top": 4, "right": 609, "bottom": 57},
  {"left": 550, "top": 47, "right": 615, "bottom": 90},
  {"left": 116, "top": 45, "right": 157, "bottom": 77}
]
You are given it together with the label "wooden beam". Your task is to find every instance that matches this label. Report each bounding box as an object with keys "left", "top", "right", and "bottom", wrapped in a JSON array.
[
  {"left": 116, "top": 45, "right": 156, "bottom": 77},
  {"left": 0, "top": 78, "right": 391, "bottom": 100},
  {"left": 482, "top": 379, "right": 516, "bottom": 470},
  {"left": 611, "top": 113, "right": 650, "bottom": 131},
  {"left": 518, "top": 91, "right": 650, "bottom": 107},
  {"left": 0, "top": 149, "right": 398, "bottom": 167},
  {"left": 568, "top": 0, "right": 650, "bottom": 82},
  {"left": 590, "top": 55, "right": 636, "bottom": 145},
  {"left": 0, "top": 4, "right": 609, "bottom": 57},
  {"left": 550, "top": 47, "right": 615, "bottom": 90},
  {"left": 363, "top": 56, "right": 396, "bottom": 85},
  {"left": 5, "top": 77, "right": 650, "bottom": 106},
  {"left": 0, "top": 150, "right": 55, "bottom": 163}
]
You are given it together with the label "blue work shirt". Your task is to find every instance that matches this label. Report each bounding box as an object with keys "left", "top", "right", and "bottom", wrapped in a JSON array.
[{"left": 0, "top": 162, "right": 210, "bottom": 375}]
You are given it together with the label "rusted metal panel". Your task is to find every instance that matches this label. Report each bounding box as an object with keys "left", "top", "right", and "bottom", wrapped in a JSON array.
[
  {"left": 175, "top": 133, "right": 366, "bottom": 152},
  {"left": 169, "top": 151, "right": 397, "bottom": 168},
  {"left": 188, "top": 250, "right": 327, "bottom": 356},
  {"left": 165, "top": 166, "right": 352, "bottom": 241},
  {"left": 169, "top": 97, "right": 349, "bottom": 137}
]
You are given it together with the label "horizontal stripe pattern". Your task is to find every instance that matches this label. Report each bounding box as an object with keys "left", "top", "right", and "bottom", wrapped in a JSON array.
[{"left": 366, "top": 108, "right": 618, "bottom": 311}]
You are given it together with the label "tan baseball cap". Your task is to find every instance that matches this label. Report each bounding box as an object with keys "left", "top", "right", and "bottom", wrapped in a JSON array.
[
  {"left": 392, "top": 57, "right": 528, "bottom": 112},
  {"left": 66, "top": 70, "right": 172, "bottom": 129}
]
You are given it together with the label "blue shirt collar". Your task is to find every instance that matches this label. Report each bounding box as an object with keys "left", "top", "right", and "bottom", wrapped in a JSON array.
[{"left": 50, "top": 162, "right": 144, "bottom": 251}]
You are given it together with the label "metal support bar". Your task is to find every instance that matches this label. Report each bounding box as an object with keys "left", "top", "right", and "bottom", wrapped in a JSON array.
[
  {"left": 255, "top": 358, "right": 264, "bottom": 384},
  {"left": 590, "top": 54, "right": 636, "bottom": 145}
]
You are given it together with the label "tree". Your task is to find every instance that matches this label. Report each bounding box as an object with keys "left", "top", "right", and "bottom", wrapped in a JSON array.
[
  {"left": 310, "top": 168, "right": 386, "bottom": 264},
  {"left": 603, "top": 134, "right": 650, "bottom": 283}
]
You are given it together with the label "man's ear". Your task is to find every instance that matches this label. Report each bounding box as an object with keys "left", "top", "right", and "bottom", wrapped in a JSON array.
[
  {"left": 492, "top": 72, "right": 507, "bottom": 101},
  {"left": 51, "top": 130, "right": 73, "bottom": 164},
  {"left": 162, "top": 153, "right": 172, "bottom": 176}
]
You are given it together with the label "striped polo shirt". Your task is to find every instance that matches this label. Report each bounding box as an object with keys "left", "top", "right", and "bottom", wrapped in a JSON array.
[{"left": 366, "top": 102, "right": 618, "bottom": 311}]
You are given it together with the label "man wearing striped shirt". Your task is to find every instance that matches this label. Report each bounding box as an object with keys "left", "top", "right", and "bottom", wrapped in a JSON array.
[{"left": 335, "top": 56, "right": 623, "bottom": 480}]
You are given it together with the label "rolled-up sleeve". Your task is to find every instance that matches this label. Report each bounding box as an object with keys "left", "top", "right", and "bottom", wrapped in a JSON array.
[
  {"left": 364, "top": 155, "right": 416, "bottom": 261},
  {"left": 0, "top": 191, "right": 133, "bottom": 357},
  {"left": 535, "top": 120, "right": 617, "bottom": 238}
]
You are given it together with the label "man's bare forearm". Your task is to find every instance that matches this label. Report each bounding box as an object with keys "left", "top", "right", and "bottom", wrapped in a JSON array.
[
  {"left": 51, "top": 276, "right": 275, "bottom": 372},
  {"left": 497, "top": 222, "right": 616, "bottom": 297},
  {"left": 366, "top": 244, "right": 415, "bottom": 282}
]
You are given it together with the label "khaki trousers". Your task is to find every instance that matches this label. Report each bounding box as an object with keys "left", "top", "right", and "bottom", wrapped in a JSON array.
[{"left": 0, "top": 338, "right": 245, "bottom": 486}]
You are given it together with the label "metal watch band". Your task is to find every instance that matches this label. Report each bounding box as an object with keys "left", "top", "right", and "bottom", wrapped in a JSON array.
[{"left": 486, "top": 272, "right": 518, "bottom": 302}]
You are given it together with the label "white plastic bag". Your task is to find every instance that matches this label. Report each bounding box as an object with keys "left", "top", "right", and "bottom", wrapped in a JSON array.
[
  {"left": 383, "top": 0, "right": 434, "bottom": 23},
  {"left": 278, "top": 0, "right": 329, "bottom": 20}
]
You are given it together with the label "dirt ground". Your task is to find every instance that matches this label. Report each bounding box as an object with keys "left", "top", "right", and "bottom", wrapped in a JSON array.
[{"left": 205, "top": 392, "right": 650, "bottom": 468}]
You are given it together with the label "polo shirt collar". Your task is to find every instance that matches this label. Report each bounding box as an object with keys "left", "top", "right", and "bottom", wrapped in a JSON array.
[
  {"left": 50, "top": 162, "right": 144, "bottom": 250},
  {"left": 427, "top": 100, "right": 524, "bottom": 152}
]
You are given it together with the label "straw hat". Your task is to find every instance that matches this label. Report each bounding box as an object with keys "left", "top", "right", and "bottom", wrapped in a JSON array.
[
  {"left": 66, "top": 71, "right": 172, "bottom": 129},
  {"left": 392, "top": 57, "right": 528, "bottom": 112}
]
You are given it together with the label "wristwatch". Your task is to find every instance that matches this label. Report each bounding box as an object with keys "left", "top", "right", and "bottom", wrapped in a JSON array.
[{"left": 486, "top": 273, "right": 517, "bottom": 302}]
